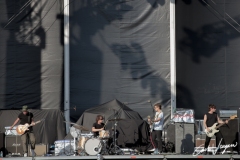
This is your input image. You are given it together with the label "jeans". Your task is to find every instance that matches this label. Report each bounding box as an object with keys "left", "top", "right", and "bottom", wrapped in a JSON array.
[
  {"left": 21, "top": 132, "right": 35, "bottom": 153},
  {"left": 152, "top": 130, "right": 162, "bottom": 151}
]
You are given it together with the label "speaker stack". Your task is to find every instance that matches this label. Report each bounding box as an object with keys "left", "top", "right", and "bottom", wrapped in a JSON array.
[
  {"left": 220, "top": 118, "right": 239, "bottom": 152},
  {"left": 0, "top": 133, "right": 6, "bottom": 157},
  {"left": 5, "top": 135, "right": 23, "bottom": 156},
  {"left": 167, "top": 123, "right": 195, "bottom": 154}
]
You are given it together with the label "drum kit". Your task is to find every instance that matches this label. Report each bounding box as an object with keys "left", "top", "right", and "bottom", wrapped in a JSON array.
[{"left": 65, "top": 118, "right": 123, "bottom": 156}]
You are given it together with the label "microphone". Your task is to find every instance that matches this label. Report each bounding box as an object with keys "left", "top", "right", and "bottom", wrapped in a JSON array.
[{"left": 148, "top": 100, "right": 151, "bottom": 103}]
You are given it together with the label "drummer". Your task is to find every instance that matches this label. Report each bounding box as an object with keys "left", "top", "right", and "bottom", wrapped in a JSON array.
[{"left": 92, "top": 115, "right": 105, "bottom": 137}]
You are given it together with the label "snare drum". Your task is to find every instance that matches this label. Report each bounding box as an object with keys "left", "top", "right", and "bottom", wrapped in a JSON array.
[{"left": 99, "top": 130, "right": 110, "bottom": 138}]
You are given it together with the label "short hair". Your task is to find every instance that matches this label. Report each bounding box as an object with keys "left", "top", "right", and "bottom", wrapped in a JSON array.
[
  {"left": 208, "top": 104, "right": 216, "bottom": 111},
  {"left": 96, "top": 115, "right": 103, "bottom": 123},
  {"left": 154, "top": 103, "right": 162, "bottom": 109}
]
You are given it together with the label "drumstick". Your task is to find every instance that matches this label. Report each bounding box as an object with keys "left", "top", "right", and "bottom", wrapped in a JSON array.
[{"left": 103, "top": 120, "right": 109, "bottom": 129}]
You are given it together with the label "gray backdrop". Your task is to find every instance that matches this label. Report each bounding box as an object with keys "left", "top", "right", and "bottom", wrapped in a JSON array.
[
  {"left": 0, "top": 0, "right": 171, "bottom": 124},
  {"left": 69, "top": 0, "right": 171, "bottom": 121},
  {"left": 176, "top": 0, "right": 240, "bottom": 119},
  {"left": 0, "top": 0, "right": 64, "bottom": 110}
]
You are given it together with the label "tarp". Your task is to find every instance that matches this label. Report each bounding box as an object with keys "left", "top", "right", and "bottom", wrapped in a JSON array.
[
  {"left": 0, "top": 109, "right": 66, "bottom": 145},
  {"left": 66, "top": 99, "right": 150, "bottom": 151},
  {"left": 176, "top": 0, "right": 240, "bottom": 118}
]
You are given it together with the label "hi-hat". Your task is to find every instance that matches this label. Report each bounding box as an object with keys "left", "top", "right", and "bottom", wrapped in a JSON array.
[
  {"left": 108, "top": 118, "right": 123, "bottom": 121},
  {"left": 64, "top": 121, "right": 89, "bottom": 131},
  {"left": 64, "top": 121, "right": 77, "bottom": 125}
]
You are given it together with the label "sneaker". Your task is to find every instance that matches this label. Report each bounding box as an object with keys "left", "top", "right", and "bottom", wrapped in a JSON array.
[
  {"left": 148, "top": 148, "right": 155, "bottom": 152},
  {"left": 154, "top": 149, "right": 159, "bottom": 155},
  {"left": 24, "top": 153, "right": 27, "bottom": 157}
]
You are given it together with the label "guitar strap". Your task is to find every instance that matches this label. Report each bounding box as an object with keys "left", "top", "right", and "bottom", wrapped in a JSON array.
[{"left": 28, "top": 110, "right": 31, "bottom": 124}]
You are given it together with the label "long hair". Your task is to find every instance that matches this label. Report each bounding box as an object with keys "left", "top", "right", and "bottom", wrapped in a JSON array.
[{"left": 96, "top": 115, "right": 103, "bottom": 123}]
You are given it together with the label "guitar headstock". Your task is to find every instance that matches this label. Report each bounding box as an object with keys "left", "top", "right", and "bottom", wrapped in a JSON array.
[{"left": 230, "top": 115, "right": 237, "bottom": 119}]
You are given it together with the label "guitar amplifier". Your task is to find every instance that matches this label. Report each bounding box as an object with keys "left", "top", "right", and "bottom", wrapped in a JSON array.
[
  {"left": 5, "top": 135, "right": 23, "bottom": 155},
  {"left": 219, "top": 110, "right": 237, "bottom": 118},
  {"left": 28, "top": 144, "right": 48, "bottom": 156}
]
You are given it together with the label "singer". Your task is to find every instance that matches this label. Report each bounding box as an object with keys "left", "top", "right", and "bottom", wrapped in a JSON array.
[{"left": 148, "top": 103, "right": 164, "bottom": 155}]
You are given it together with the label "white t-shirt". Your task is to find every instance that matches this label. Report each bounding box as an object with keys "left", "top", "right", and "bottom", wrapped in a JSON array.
[{"left": 153, "top": 111, "right": 164, "bottom": 130}]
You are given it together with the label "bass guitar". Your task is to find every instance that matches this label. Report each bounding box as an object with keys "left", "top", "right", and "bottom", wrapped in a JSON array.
[
  {"left": 205, "top": 115, "right": 237, "bottom": 137},
  {"left": 16, "top": 119, "right": 44, "bottom": 135}
]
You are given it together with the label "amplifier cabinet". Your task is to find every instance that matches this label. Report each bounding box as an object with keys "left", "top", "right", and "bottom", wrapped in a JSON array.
[
  {"left": 195, "top": 139, "right": 216, "bottom": 147},
  {"left": 5, "top": 135, "right": 23, "bottom": 155},
  {"left": 195, "top": 134, "right": 216, "bottom": 147},
  {"left": 28, "top": 144, "right": 48, "bottom": 156}
]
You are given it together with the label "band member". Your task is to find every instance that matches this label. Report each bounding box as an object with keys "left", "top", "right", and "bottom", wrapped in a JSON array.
[
  {"left": 92, "top": 115, "right": 105, "bottom": 137},
  {"left": 10, "top": 105, "right": 36, "bottom": 157},
  {"left": 148, "top": 103, "right": 164, "bottom": 155},
  {"left": 203, "top": 104, "right": 228, "bottom": 154}
]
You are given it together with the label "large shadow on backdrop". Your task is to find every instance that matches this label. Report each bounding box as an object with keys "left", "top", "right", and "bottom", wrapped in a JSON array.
[
  {"left": 176, "top": 0, "right": 240, "bottom": 118},
  {"left": 69, "top": 0, "right": 172, "bottom": 121},
  {"left": 1, "top": 0, "right": 64, "bottom": 110},
  {"left": 69, "top": 0, "right": 133, "bottom": 120},
  {"left": 3, "top": 0, "right": 45, "bottom": 108}
]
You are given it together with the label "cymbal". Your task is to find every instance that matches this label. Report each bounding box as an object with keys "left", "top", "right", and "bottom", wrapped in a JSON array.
[
  {"left": 108, "top": 118, "right": 123, "bottom": 121},
  {"left": 64, "top": 121, "right": 77, "bottom": 125},
  {"left": 64, "top": 121, "right": 89, "bottom": 131},
  {"left": 73, "top": 124, "right": 89, "bottom": 131}
]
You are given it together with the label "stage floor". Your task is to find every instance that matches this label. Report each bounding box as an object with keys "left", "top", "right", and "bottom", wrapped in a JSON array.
[{"left": 1, "top": 154, "right": 240, "bottom": 160}]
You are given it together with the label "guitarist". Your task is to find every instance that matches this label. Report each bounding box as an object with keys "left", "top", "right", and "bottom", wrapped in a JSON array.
[
  {"left": 10, "top": 105, "right": 36, "bottom": 157},
  {"left": 203, "top": 104, "right": 228, "bottom": 154},
  {"left": 148, "top": 103, "right": 164, "bottom": 155}
]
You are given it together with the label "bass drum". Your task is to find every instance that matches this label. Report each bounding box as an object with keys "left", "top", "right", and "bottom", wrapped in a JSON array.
[{"left": 84, "top": 138, "right": 102, "bottom": 155}]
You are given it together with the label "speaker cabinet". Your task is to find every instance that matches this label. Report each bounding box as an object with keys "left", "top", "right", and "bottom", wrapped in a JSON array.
[
  {"left": 220, "top": 118, "right": 239, "bottom": 152},
  {"left": 175, "top": 123, "right": 195, "bottom": 154},
  {"left": 0, "top": 133, "right": 6, "bottom": 157},
  {"left": 167, "top": 124, "right": 175, "bottom": 145},
  {"left": 28, "top": 144, "right": 48, "bottom": 156},
  {"left": 5, "top": 135, "right": 23, "bottom": 155}
]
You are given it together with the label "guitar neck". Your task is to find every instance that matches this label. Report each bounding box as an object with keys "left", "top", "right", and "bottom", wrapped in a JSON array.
[
  {"left": 215, "top": 118, "right": 230, "bottom": 129},
  {"left": 29, "top": 120, "right": 41, "bottom": 127}
]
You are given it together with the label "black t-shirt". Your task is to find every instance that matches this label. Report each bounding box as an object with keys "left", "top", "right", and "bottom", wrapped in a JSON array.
[
  {"left": 92, "top": 122, "right": 104, "bottom": 137},
  {"left": 205, "top": 112, "right": 218, "bottom": 127},
  {"left": 18, "top": 112, "right": 34, "bottom": 131}
]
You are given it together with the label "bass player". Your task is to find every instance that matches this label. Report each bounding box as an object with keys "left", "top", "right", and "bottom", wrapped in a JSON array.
[
  {"left": 10, "top": 105, "right": 36, "bottom": 157},
  {"left": 203, "top": 104, "right": 228, "bottom": 154}
]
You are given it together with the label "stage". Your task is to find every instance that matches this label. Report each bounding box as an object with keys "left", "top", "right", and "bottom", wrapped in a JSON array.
[{"left": 1, "top": 154, "right": 240, "bottom": 160}]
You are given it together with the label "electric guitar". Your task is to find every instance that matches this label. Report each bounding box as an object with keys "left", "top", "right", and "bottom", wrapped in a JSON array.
[
  {"left": 16, "top": 119, "right": 44, "bottom": 135},
  {"left": 205, "top": 115, "right": 237, "bottom": 137},
  {"left": 147, "top": 113, "right": 160, "bottom": 132},
  {"left": 147, "top": 115, "right": 153, "bottom": 132}
]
